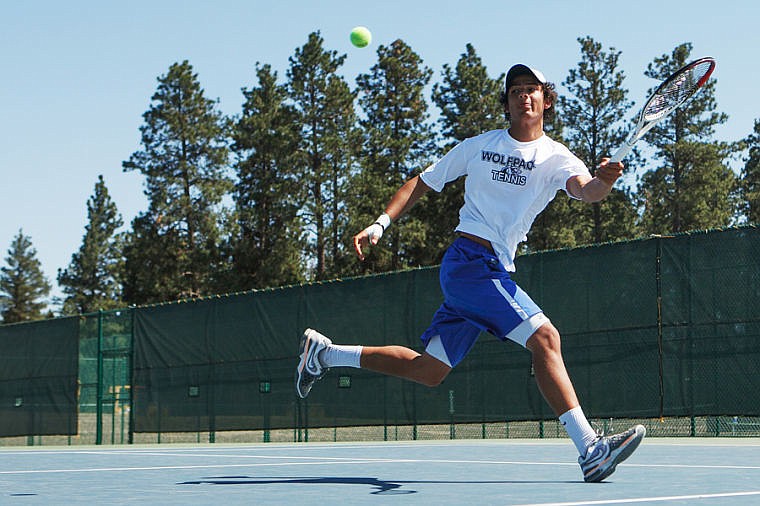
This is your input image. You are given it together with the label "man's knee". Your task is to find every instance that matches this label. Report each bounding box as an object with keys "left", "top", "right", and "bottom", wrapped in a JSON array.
[
  {"left": 420, "top": 371, "right": 447, "bottom": 387},
  {"left": 417, "top": 353, "right": 452, "bottom": 387},
  {"left": 526, "top": 322, "right": 561, "bottom": 355}
]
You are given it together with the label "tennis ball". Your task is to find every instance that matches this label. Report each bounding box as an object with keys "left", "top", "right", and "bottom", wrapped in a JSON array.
[{"left": 350, "top": 26, "right": 371, "bottom": 48}]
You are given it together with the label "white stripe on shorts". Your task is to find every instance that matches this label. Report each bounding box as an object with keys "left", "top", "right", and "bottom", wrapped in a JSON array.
[
  {"left": 507, "top": 312, "right": 550, "bottom": 347},
  {"left": 491, "top": 279, "right": 549, "bottom": 347},
  {"left": 491, "top": 279, "right": 529, "bottom": 319},
  {"left": 424, "top": 335, "right": 453, "bottom": 367}
]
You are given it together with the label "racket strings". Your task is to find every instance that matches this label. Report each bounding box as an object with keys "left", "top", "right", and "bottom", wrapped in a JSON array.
[{"left": 643, "top": 61, "right": 714, "bottom": 122}]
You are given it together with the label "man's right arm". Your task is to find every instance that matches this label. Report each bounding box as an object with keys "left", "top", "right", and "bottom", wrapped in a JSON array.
[
  {"left": 353, "top": 175, "right": 432, "bottom": 261},
  {"left": 566, "top": 159, "right": 624, "bottom": 203}
]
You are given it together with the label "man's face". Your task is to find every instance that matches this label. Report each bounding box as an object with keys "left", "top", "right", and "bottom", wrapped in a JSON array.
[{"left": 507, "top": 74, "right": 550, "bottom": 121}]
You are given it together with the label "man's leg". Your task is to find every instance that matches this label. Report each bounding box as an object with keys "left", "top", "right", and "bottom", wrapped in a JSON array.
[
  {"left": 526, "top": 322, "right": 598, "bottom": 451},
  {"left": 526, "top": 321, "right": 646, "bottom": 483},
  {"left": 360, "top": 346, "right": 452, "bottom": 387},
  {"left": 296, "top": 328, "right": 454, "bottom": 398},
  {"left": 525, "top": 322, "right": 579, "bottom": 416}
]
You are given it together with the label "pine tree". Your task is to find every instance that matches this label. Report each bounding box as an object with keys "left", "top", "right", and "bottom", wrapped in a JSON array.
[
  {"left": 637, "top": 43, "right": 738, "bottom": 233},
  {"left": 57, "top": 175, "right": 124, "bottom": 314},
  {"left": 122, "top": 61, "right": 232, "bottom": 303},
  {"left": 0, "top": 230, "right": 51, "bottom": 323},
  {"left": 432, "top": 43, "right": 505, "bottom": 144},
  {"left": 229, "top": 63, "right": 305, "bottom": 290},
  {"left": 352, "top": 39, "right": 436, "bottom": 272},
  {"left": 121, "top": 214, "right": 179, "bottom": 303},
  {"left": 287, "top": 32, "right": 357, "bottom": 280},
  {"left": 740, "top": 119, "right": 760, "bottom": 223},
  {"left": 558, "top": 36, "right": 639, "bottom": 244},
  {"left": 321, "top": 75, "right": 363, "bottom": 277},
  {"left": 424, "top": 44, "right": 504, "bottom": 261}
]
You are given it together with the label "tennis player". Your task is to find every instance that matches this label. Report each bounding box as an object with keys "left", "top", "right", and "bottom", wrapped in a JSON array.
[{"left": 296, "top": 64, "right": 645, "bottom": 482}]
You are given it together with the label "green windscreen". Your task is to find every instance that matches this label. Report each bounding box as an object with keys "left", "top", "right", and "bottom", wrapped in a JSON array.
[
  {"left": 2, "top": 226, "right": 758, "bottom": 438},
  {"left": 0, "top": 316, "right": 79, "bottom": 437},
  {"left": 129, "top": 227, "right": 760, "bottom": 432}
]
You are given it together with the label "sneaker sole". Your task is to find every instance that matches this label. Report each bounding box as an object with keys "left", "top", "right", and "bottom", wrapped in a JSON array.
[
  {"left": 587, "top": 425, "right": 646, "bottom": 482},
  {"left": 295, "top": 329, "right": 314, "bottom": 398}
]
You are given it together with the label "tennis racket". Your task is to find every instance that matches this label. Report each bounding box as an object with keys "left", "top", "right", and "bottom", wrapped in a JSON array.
[{"left": 610, "top": 57, "right": 716, "bottom": 163}]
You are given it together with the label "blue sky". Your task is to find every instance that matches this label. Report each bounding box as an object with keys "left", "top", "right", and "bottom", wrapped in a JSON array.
[{"left": 1, "top": 0, "right": 757, "bottom": 302}]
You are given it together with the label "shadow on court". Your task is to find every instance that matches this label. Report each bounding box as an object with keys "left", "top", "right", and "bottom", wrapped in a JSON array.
[{"left": 178, "top": 475, "right": 581, "bottom": 495}]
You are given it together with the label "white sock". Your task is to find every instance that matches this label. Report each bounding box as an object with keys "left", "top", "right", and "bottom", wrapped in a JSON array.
[
  {"left": 318, "top": 344, "right": 363, "bottom": 368},
  {"left": 559, "top": 406, "right": 598, "bottom": 456}
]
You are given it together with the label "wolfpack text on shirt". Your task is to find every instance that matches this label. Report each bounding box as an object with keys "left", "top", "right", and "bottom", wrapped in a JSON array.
[{"left": 420, "top": 129, "right": 590, "bottom": 271}]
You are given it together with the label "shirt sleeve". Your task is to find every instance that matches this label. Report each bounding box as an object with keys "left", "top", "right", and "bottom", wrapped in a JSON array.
[
  {"left": 554, "top": 149, "right": 591, "bottom": 199},
  {"left": 419, "top": 138, "right": 472, "bottom": 192}
]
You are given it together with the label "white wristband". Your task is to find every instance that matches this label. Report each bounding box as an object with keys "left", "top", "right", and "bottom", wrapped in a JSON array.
[
  {"left": 364, "top": 213, "right": 391, "bottom": 244},
  {"left": 374, "top": 213, "right": 391, "bottom": 231}
]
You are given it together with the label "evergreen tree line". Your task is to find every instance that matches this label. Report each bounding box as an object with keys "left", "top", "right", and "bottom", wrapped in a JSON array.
[{"left": 2, "top": 34, "right": 760, "bottom": 322}]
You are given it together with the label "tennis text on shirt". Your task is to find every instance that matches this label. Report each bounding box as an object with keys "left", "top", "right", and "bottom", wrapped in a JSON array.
[
  {"left": 418, "top": 129, "right": 591, "bottom": 271},
  {"left": 482, "top": 150, "right": 535, "bottom": 186}
]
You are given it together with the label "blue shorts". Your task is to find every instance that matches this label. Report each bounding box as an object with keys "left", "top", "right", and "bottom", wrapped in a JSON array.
[{"left": 420, "top": 237, "right": 549, "bottom": 367}]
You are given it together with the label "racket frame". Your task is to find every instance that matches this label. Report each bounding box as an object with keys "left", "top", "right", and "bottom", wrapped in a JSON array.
[{"left": 609, "top": 57, "right": 716, "bottom": 163}]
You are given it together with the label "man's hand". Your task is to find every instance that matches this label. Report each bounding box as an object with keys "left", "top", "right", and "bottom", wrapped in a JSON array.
[
  {"left": 567, "top": 158, "right": 625, "bottom": 202},
  {"left": 596, "top": 158, "right": 624, "bottom": 186},
  {"left": 351, "top": 177, "right": 429, "bottom": 261},
  {"left": 353, "top": 213, "right": 391, "bottom": 261},
  {"left": 353, "top": 223, "right": 384, "bottom": 261}
]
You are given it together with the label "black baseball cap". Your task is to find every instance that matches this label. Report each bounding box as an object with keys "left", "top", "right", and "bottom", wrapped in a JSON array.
[{"left": 505, "top": 64, "right": 547, "bottom": 90}]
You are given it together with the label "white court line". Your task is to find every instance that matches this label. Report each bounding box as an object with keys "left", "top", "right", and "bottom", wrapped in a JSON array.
[
  {"left": 513, "top": 490, "right": 760, "bottom": 506},
  {"left": 0, "top": 457, "right": 581, "bottom": 475},
  {"left": 67, "top": 451, "right": 760, "bottom": 471},
  {"left": 69, "top": 452, "right": 581, "bottom": 465},
  {"left": 73, "top": 454, "right": 760, "bottom": 471},
  {"left": 626, "top": 463, "right": 760, "bottom": 470},
  {"left": 0, "top": 459, "right": 386, "bottom": 475},
  {"left": 8, "top": 449, "right": 760, "bottom": 472},
  {"left": 2, "top": 438, "right": 758, "bottom": 457},
  {"left": 0, "top": 442, "right": 503, "bottom": 455},
  {"left": 3, "top": 454, "right": 760, "bottom": 475}
]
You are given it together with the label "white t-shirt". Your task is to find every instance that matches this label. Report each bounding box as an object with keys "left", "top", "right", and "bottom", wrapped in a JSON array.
[{"left": 420, "top": 129, "right": 590, "bottom": 271}]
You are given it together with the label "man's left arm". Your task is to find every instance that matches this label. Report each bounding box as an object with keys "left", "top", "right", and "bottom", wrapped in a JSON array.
[{"left": 566, "top": 158, "right": 624, "bottom": 203}]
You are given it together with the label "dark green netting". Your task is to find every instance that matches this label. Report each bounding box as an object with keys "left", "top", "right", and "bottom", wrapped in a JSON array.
[
  {"left": 129, "top": 227, "right": 760, "bottom": 433},
  {"left": 2, "top": 226, "right": 759, "bottom": 438},
  {"left": 0, "top": 317, "right": 79, "bottom": 437}
]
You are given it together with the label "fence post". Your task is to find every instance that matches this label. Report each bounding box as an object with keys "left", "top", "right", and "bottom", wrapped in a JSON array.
[
  {"left": 654, "top": 235, "right": 668, "bottom": 420},
  {"left": 96, "top": 310, "right": 103, "bottom": 445},
  {"left": 128, "top": 306, "right": 136, "bottom": 444},
  {"left": 449, "top": 390, "right": 455, "bottom": 439}
]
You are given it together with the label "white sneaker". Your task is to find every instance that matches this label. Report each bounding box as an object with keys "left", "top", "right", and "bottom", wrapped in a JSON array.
[
  {"left": 295, "top": 328, "right": 332, "bottom": 398},
  {"left": 579, "top": 424, "right": 646, "bottom": 482}
]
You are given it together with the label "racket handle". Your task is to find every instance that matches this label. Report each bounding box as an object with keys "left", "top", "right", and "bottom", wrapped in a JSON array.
[{"left": 609, "top": 142, "right": 634, "bottom": 164}]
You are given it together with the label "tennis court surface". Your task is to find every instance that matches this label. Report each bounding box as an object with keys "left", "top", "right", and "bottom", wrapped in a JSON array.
[{"left": 3, "top": 438, "right": 760, "bottom": 505}]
